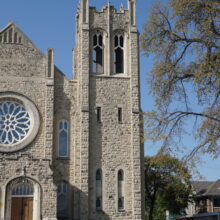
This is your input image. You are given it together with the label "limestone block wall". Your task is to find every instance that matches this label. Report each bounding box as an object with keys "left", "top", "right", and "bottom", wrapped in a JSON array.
[
  {"left": 0, "top": 44, "right": 46, "bottom": 78},
  {"left": 52, "top": 69, "right": 78, "bottom": 219},
  {"left": 75, "top": 2, "right": 144, "bottom": 219},
  {"left": 89, "top": 76, "right": 133, "bottom": 220},
  {"left": 0, "top": 40, "right": 47, "bottom": 158}
]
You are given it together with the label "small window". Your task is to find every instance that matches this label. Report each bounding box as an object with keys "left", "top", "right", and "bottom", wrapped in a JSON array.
[
  {"left": 114, "top": 35, "right": 124, "bottom": 74},
  {"left": 58, "top": 120, "right": 69, "bottom": 158},
  {"left": 57, "top": 183, "right": 68, "bottom": 217},
  {"left": 97, "top": 107, "right": 101, "bottom": 123},
  {"left": 118, "top": 170, "right": 124, "bottom": 181},
  {"left": 214, "top": 198, "right": 220, "bottom": 207},
  {"left": 96, "top": 197, "right": 102, "bottom": 210},
  {"left": 93, "top": 33, "right": 104, "bottom": 74},
  {"left": 96, "top": 169, "right": 102, "bottom": 210},
  {"left": 118, "top": 108, "right": 122, "bottom": 123},
  {"left": 96, "top": 169, "right": 102, "bottom": 181}
]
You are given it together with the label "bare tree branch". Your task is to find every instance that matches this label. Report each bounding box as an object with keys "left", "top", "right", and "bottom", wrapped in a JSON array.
[{"left": 166, "top": 111, "right": 220, "bottom": 123}]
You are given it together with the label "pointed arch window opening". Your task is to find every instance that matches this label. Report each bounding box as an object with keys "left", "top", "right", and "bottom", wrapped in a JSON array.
[
  {"left": 118, "top": 169, "right": 125, "bottom": 210},
  {"left": 118, "top": 169, "right": 124, "bottom": 181},
  {"left": 114, "top": 35, "right": 124, "bottom": 74},
  {"left": 118, "top": 197, "right": 124, "bottom": 210},
  {"left": 57, "top": 182, "right": 68, "bottom": 217},
  {"left": 58, "top": 120, "right": 69, "bottom": 158},
  {"left": 96, "top": 197, "right": 102, "bottom": 210},
  {"left": 96, "top": 169, "right": 103, "bottom": 211},
  {"left": 93, "top": 33, "right": 104, "bottom": 74}
]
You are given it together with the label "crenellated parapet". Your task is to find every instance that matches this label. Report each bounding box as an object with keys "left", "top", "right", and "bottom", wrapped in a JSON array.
[
  {"left": 76, "top": 0, "right": 136, "bottom": 31},
  {"left": 89, "top": 5, "right": 130, "bottom": 32}
]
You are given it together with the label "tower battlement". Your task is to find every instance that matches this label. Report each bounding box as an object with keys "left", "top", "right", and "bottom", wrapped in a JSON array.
[{"left": 76, "top": 0, "right": 136, "bottom": 29}]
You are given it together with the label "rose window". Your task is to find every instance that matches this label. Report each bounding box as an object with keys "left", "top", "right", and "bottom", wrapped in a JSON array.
[{"left": 0, "top": 102, "right": 31, "bottom": 145}]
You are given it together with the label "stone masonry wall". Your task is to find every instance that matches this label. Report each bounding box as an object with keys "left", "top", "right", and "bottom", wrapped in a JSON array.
[
  {"left": 86, "top": 3, "right": 143, "bottom": 220},
  {"left": 0, "top": 24, "right": 57, "bottom": 219},
  {"left": 89, "top": 76, "right": 133, "bottom": 220},
  {"left": 53, "top": 69, "right": 78, "bottom": 219}
]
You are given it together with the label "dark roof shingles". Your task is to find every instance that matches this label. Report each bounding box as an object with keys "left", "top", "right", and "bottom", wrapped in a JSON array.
[{"left": 192, "top": 180, "right": 220, "bottom": 196}]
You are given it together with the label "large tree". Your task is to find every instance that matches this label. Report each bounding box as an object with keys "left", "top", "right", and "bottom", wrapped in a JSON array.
[
  {"left": 141, "top": 0, "right": 220, "bottom": 159},
  {"left": 145, "top": 154, "right": 192, "bottom": 220}
]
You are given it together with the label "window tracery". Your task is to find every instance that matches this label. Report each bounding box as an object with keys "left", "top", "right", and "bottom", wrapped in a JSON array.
[
  {"left": 93, "top": 32, "right": 104, "bottom": 74},
  {"left": 114, "top": 34, "right": 124, "bottom": 74},
  {"left": 58, "top": 120, "right": 69, "bottom": 158},
  {"left": 0, "top": 102, "right": 31, "bottom": 145}
]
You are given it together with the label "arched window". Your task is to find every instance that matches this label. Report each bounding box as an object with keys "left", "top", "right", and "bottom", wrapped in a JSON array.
[
  {"left": 118, "top": 169, "right": 124, "bottom": 210},
  {"left": 58, "top": 120, "right": 69, "bottom": 158},
  {"left": 114, "top": 34, "right": 124, "bottom": 74},
  {"left": 96, "top": 169, "right": 102, "bottom": 210},
  {"left": 93, "top": 33, "right": 104, "bottom": 74},
  {"left": 57, "top": 183, "right": 68, "bottom": 218}
]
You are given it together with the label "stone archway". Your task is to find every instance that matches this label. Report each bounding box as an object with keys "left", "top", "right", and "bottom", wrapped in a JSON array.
[{"left": 5, "top": 177, "right": 41, "bottom": 220}]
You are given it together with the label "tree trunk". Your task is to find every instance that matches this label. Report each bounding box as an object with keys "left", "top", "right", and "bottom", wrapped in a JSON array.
[{"left": 149, "top": 199, "right": 155, "bottom": 220}]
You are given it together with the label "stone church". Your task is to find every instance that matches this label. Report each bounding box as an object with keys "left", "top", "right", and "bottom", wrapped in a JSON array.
[{"left": 0, "top": 0, "right": 144, "bottom": 219}]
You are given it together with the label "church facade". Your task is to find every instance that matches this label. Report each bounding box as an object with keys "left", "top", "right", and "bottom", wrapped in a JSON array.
[{"left": 0, "top": 0, "right": 144, "bottom": 220}]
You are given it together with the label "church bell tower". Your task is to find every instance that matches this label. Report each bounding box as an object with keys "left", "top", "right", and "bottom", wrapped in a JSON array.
[{"left": 73, "top": 0, "right": 144, "bottom": 219}]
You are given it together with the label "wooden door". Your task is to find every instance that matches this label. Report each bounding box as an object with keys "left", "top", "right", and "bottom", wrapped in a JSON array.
[
  {"left": 11, "top": 197, "right": 33, "bottom": 220},
  {"left": 23, "top": 198, "right": 33, "bottom": 220},
  {"left": 11, "top": 198, "right": 22, "bottom": 220}
]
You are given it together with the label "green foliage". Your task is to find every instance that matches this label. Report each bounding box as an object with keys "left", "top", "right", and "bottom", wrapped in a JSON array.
[
  {"left": 141, "top": 0, "right": 220, "bottom": 159},
  {"left": 145, "top": 154, "right": 192, "bottom": 220}
]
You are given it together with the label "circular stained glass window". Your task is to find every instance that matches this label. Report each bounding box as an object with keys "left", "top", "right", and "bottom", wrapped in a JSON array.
[
  {"left": 0, "top": 92, "right": 40, "bottom": 152},
  {"left": 0, "top": 102, "right": 31, "bottom": 145}
]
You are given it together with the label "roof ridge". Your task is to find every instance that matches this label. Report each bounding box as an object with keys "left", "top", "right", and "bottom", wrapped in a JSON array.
[{"left": 0, "top": 22, "right": 15, "bottom": 34}]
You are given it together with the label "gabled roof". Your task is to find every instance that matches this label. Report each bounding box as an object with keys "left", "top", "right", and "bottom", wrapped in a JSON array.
[
  {"left": 192, "top": 180, "right": 220, "bottom": 196},
  {"left": 0, "top": 22, "right": 44, "bottom": 56}
]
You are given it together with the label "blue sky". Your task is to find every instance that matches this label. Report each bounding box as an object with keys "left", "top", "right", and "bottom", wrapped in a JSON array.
[{"left": 0, "top": 0, "right": 219, "bottom": 181}]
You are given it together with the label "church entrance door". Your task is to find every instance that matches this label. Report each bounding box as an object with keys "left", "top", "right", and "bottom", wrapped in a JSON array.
[
  {"left": 10, "top": 182, "right": 34, "bottom": 220},
  {"left": 11, "top": 197, "right": 33, "bottom": 220}
]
